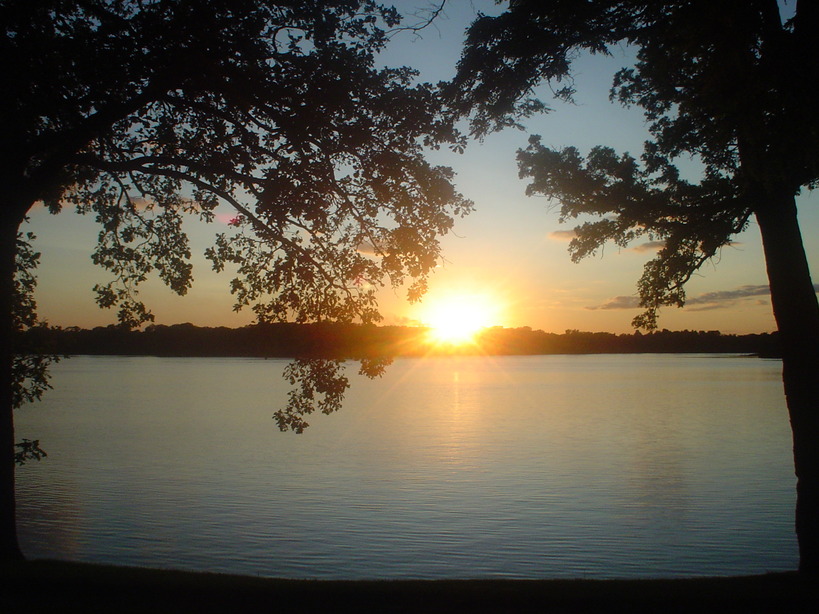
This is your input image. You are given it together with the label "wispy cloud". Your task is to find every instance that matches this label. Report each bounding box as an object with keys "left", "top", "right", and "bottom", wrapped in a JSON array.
[
  {"left": 215, "top": 212, "right": 242, "bottom": 225},
  {"left": 586, "top": 296, "right": 641, "bottom": 310},
  {"left": 630, "top": 240, "right": 745, "bottom": 254},
  {"left": 684, "top": 284, "right": 819, "bottom": 311},
  {"left": 548, "top": 230, "right": 576, "bottom": 241},
  {"left": 585, "top": 284, "right": 819, "bottom": 312},
  {"left": 632, "top": 240, "right": 665, "bottom": 253},
  {"left": 686, "top": 284, "right": 770, "bottom": 306}
]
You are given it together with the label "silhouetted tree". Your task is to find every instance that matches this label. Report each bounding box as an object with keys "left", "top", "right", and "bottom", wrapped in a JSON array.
[
  {"left": 1, "top": 0, "right": 471, "bottom": 560},
  {"left": 453, "top": 0, "right": 819, "bottom": 571}
]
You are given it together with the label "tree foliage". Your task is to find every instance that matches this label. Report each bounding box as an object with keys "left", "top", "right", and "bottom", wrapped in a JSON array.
[
  {"left": 3, "top": 0, "right": 471, "bottom": 431},
  {"left": 452, "top": 0, "right": 818, "bottom": 328},
  {"left": 12, "top": 230, "right": 58, "bottom": 465}
]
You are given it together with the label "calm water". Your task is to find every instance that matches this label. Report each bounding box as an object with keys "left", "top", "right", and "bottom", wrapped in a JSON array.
[{"left": 15, "top": 354, "right": 797, "bottom": 579}]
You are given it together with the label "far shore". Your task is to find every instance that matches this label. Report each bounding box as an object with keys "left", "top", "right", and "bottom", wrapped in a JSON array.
[
  {"left": 2, "top": 560, "right": 817, "bottom": 613},
  {"left": 16, "top": 322, "right": 782, "bottom": 359}
]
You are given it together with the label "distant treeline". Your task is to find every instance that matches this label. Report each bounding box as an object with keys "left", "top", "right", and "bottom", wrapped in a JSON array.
[{"left": 18, "top": 322, "right": 782, "bottom": 359}]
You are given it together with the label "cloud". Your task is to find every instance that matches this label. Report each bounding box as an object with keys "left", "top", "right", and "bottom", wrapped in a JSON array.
[
  {"left": 215, "top": 212, "right": 243, "bottom": 225},
  {"left": 548, "top": 230, "right": 576, "bottom": 241},
  {"left": 584, "top": 284, "right": 818, "bottom": 313},
  {"left": 685, "top": 283, "right": 819, "bottom": 311},
  {"left": 684, "top": 303, "right": 727, "bottom": 312},
  {"left": 586, "top": 295, "right": 641, "bottom": 310},
  {"left": 632, "top": 240, "right": 665, "bottom": 253},
  {"left": 686, "top": 284, "right": 771, "bottom": 306}
]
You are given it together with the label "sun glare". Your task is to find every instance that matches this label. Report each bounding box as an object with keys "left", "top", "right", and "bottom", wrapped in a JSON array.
[{"left": 423, "top": 294, "right": 499, "bottom": 345}]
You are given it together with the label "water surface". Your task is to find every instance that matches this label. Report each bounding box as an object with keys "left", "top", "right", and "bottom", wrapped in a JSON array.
[{"left": 15, "top": 354, "right": 797, "bottom": 578}]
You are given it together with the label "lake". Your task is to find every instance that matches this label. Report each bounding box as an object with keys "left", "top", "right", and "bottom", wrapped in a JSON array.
[{"left": 14, "top": 354, "right": 798, "bottom": 579}]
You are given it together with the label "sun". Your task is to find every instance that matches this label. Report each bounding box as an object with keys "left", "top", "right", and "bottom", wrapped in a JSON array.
[{"left": 422, "top": 294, "right": 499, "bottom": 346}]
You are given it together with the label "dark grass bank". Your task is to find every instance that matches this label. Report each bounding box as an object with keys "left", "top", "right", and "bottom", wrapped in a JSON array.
[{"left": 2, "top": 560, "right": 818, "bottom": 613}]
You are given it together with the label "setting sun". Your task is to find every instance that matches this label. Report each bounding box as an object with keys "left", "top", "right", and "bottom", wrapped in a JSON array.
[{"left": 422, "top": 294, "right": 500, "bottom": 345}]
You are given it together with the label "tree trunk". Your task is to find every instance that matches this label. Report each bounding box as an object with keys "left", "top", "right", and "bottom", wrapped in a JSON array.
[
  {"left": 755, "top": 191, "right": 819, "bottom": 573},
  {"left": 0, "top": 213, "right": 24, "bottom": 561}
]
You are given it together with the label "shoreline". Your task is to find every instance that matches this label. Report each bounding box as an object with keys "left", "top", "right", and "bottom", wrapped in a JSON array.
[
  {"left": 17, "top": 323, "right": 782, "bottom": 359},
  {"left": 3, "top": 560, "right": 817, "bottom": 613}
]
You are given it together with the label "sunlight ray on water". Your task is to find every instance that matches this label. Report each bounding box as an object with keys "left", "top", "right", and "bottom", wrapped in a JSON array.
[{"left": 15, "top": 354, "right": 797, "bottom": 579}]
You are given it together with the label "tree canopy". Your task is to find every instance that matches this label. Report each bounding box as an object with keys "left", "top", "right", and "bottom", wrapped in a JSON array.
[
  {"left": 3, "top": 0, "right": 473, "bottom": 419},
  {"left": 5, "top": 0, "right": 471, "bottom": 327},
  {"left": 453, "top": 0, "right": 818, "bottom": 328},
  {"left": 1, "top": 0, "right": 471, "bottom": 559}
]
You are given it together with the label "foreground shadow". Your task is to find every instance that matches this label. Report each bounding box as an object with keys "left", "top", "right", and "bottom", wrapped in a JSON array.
[{"left": 3, "top": 560, "right": 818, "bottom": 613}]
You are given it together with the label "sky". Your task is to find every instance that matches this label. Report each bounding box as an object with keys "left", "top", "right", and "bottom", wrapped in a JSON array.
[{"left": 24, "top": 0, "right": 819, "bottom": 335}]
